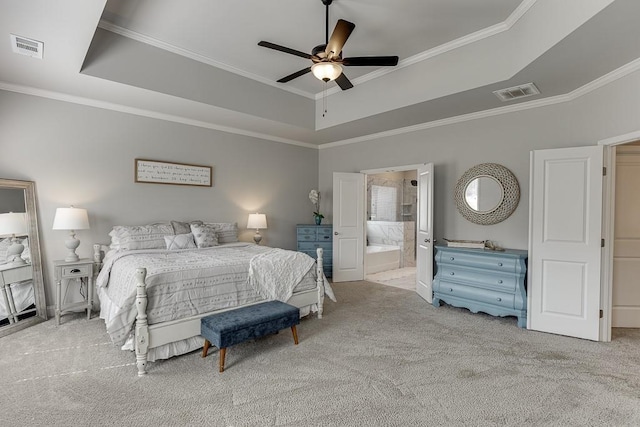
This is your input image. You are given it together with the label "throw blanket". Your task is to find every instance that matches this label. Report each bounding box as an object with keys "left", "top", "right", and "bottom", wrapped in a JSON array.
[{"left": 249, "top": 248, "right": 337, "bottom": 302}]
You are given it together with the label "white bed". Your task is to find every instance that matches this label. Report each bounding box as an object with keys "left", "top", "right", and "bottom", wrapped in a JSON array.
[
  {"left": 96, "top": 221, "right": 334, "bottom": 375},
  {"left": 0, "top": 238, "right": 35, "bottom": 324}
]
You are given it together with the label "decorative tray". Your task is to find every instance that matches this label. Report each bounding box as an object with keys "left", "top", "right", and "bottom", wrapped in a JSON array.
[{"left": 443, "top": 239, "right": 486, "bottom": 249}]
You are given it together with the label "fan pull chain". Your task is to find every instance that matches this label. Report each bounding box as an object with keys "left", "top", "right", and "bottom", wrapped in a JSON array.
[{"left": 322, "top": 82, "right": 328, "bottom": 117}]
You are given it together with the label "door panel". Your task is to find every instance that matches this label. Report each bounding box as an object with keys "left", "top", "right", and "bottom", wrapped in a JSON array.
[
  {"left": 529, "top": 146, "right": 603, "bottom": 340},
  {"left": 416, "top": 163, "right": 434, "bottom": 302},
  {"left": 332, "top": 173, "right": 365, "bottom": 282}
]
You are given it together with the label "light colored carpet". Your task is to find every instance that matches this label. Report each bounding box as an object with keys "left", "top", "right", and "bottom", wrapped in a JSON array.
[
  {"left": 2, "top": 281, "right": 640, "bottom": 426},
  {"left": 366, "top": 267, "right": 416, "bottom": 290}
]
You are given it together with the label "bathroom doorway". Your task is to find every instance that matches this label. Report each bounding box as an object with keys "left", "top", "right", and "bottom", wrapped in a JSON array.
[{"left": 364, "top": 170, "right": 417, "bottom": 290}]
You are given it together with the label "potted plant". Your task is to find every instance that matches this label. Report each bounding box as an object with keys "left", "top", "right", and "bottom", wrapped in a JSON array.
[{"left": 309, "top": 190, "right": 324, "bottom": 225}]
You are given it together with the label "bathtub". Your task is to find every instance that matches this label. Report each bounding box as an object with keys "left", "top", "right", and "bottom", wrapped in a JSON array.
[{"left": 366, "top": 244, "right": 401, "bottom": 274}]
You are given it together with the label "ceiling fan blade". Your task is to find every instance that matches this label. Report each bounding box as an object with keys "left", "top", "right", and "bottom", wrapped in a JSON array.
[
  {"left": 258, "top": 41, "right": 312, "bottom": 60},
  {"left": 277, "top": 67, "right": 312, "bottom": 83},
  {"left": 342, "top": 56, "right": 399, "bottom": 67},
  {"left": 334, "top": 73, "right": 354, "bottom": 90},
  {"left": 325, "top": 19, "right": 355, "bottom": 60}
]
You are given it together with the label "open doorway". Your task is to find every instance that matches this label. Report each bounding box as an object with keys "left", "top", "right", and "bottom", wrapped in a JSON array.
[{"left": 363, "top": 170, "right": 417, "bottom": 290}]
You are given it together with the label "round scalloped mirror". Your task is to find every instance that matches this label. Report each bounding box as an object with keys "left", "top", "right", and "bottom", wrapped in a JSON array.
[{"left": 455, "top": 163, "right": 520, "bottom": 225}]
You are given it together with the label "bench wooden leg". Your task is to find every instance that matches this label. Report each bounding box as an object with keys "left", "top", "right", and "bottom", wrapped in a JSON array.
[
  {"left": 202, "top": 339, "right": 211, "bottom": 358},
  {"left": 291, "top": 325, "right": 299, "bottom": 345},
  {"left": 219, "top": 348, "right": 226, "bottom": 373}
]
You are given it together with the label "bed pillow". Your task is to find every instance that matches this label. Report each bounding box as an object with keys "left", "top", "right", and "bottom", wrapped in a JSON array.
[
  {"left": 171, "top": 220, "right": 203, "bottom": 235},
  {"left": 164, "top": 233, "right": 197, "bottom": 250},
  {"left": 0, "top": 238, "right": 10, "bottom": 263},
  {"left": 21, "top": 237, "right": 31, "bottom": 263},
  {"left": 111, "top": 224, "right": 174, "bottom": 250},
  {"left": 205, "top": 222, "right": 239, "bottom": 244},
  {"left": 190, "top": 223, "right": 219, "bottom": 248}
]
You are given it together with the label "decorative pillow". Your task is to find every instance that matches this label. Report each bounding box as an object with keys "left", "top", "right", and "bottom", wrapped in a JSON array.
[
  {"left": 164, "top": 233, "right": 197, "bottom": 250},
  {"left": 205, "top": 222, "right": 239, "bottom": 244},
  {"left": 111, "top": 224, "right": 174, "bottom": 251},
  {"left": 190, "top": 224, "right": 219, "bottom": 248},
  {"left": 171, "top": 220, "right": 203, "bottom": 235}
]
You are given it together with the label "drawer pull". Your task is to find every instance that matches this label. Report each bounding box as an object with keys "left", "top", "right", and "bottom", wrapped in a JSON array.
[
  {"left": 498, "top": 280, "right": 503, "bottom": 284},
  {"left": 450, "top": 272, "right": 455, "bottom": 276},
  {"left": 449, "top": 288, "right": 453, "bottom": 292},
  {"left": 70, "top": 269, "right": 81, "bottom": 273},
  {"left": 498, "top": 262, "right": 503, "bottom": 266},
  {"left": 496, "top": 297, "right": 502, "bottom": 302},
  {"left": 450, "top": 257, "right": 455, "bottom": 261}
]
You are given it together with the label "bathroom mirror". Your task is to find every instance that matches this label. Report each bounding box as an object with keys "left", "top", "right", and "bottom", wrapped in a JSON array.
[
  {"left": 455, "top": 163, "right": 520, "bottom": 225},
  {"left": 0, "top": 179, "right": 47, "bottom": 337}
]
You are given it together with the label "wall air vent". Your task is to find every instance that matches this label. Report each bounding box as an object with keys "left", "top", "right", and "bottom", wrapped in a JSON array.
[
  {"left": 10, "top": 34, "right": 44, "bottom": 59},
  {"left": 493, "top": 83, "right": 539, "bottom": 102}
]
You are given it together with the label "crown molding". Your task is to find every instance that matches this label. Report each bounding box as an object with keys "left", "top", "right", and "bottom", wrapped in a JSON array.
[
  {"left": 97, "top": 20, "right": 316, "bottom": 100},
  {"left": 0, "top": 81, "right": 318, "bottom": 149},
  {"left": 319, "top": 56, "right": 640, "bottom": 149},
  {"left": 97, "top": 2, "right": 538, "bottom": 102},
  {"left": 2, "top": 46, "right": 637, "bottom": 153},
  {"left": 316, "top": 0, "right": 538, "bottom": 99}
]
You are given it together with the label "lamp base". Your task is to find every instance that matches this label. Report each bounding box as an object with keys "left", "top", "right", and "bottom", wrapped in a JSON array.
[
  {"left": 64, "top": 231, "right": 81, "bottom": 262},
  {"left": 7, "top": 238, "right": 26, "bottom": 266},
  {"left": 253, "top": 230, "right": 263, "bottom": 245}
]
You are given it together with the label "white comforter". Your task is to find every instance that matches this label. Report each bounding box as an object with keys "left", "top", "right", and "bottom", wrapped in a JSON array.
[{"left": 96, "top": 243, "right": 331, "bottom": 346}]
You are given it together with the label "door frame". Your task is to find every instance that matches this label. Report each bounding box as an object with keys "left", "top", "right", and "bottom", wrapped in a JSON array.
[
  {"left": 360, "top": 163, "right": 429, "bottom": 280},
  {"left": 599, "top": 129, "right": 640, "bottom": 342}
]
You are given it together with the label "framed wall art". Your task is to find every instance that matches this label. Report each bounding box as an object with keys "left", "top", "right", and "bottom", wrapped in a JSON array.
[{"left": 134, "top": 159, "right": 213, "bottom": 187}]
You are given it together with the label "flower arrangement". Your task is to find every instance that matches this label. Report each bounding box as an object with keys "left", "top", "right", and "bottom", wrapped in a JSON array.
[{"left": 309, "top": 189, "right": 324, "bottom": 224}]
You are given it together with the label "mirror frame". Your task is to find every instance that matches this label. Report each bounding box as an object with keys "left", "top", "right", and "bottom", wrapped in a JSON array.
[
  {"left": 454, "top": 163, "right": 520, "bottom": 225},
  {"left": 0, "top": 179, "right": 47, "bottom": 337}
]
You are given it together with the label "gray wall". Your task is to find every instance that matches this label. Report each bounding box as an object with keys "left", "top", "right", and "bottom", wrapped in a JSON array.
[
  {"left": 319, "top": 69, "right": 640, "bottom": 251},
  {"left": 0, "top": 90, "right": 318, "bottom": 309}
]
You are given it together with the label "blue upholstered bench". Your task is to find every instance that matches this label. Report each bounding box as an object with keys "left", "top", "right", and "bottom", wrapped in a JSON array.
[{"left": 201, "top": 300, "right": 300, "bottom": 372}]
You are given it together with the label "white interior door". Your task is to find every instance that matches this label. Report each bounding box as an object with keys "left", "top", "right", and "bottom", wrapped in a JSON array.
[
  {"left": 332, "top": 172, "right": 365, "bottom": 282},
  {"left": 416, "top": 163, "right": 434, "bottom": 303},
  {"left": 528, "top": 146, "right": 604, "bottom": 341}
]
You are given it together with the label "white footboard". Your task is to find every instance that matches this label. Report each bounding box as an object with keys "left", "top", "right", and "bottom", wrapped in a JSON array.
[{"left": 131, "top": 247, "right": 325, "bottom": 376}]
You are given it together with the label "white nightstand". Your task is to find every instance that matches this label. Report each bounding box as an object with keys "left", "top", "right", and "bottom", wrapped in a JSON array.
[{"left": 53, "top": 258, "right": 94, "bottom": 326}]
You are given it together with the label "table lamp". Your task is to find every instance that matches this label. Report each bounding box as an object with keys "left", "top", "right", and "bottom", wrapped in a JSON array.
[
  {"left": 247, "top": 213, "right": 267, "bottom": 245},
  {"left": 0, "top": 212, "right": 28, "bottom": 266},
  {"left": 53, "top": 206, "right": 90, "bottom": 262}
]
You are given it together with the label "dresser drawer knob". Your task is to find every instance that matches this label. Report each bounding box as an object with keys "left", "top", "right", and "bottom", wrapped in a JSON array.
[
  {"left": 449, "top": 288, "right": 453, "bottom": 292},
  {"left": 496, "top": 297, "right": 502, "bottom": 302},
  {"left": 450, "top": 257, "right": 455, "bottom": 261},
  {"left": 450, "top": 272, "right": 455, "bottom": 276},
  {"left": 498, "top": 280, "right": 503, "bottom": 284},
  {"left": 498, "top": 262, "right": 503, "bottom": 266}
]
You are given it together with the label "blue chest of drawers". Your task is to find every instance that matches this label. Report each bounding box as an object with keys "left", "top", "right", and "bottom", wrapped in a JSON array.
[
  {"left": 432, "top": 246, "right": 528, "bottom": 328},
  {"left": 296, "top": 224, "right": 332, "bottom": 278}
]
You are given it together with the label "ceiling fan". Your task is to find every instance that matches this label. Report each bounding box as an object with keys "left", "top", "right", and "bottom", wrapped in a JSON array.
[{"left": 257, "top": 0, "right": 399, "bottom": 90}]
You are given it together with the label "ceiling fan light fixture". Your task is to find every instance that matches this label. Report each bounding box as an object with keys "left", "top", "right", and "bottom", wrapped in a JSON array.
[{"left": 311, "top": 62, "right": 342, "bottom": 82}]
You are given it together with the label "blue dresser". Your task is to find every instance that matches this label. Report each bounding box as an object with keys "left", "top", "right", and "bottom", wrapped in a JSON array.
[
  {"left": 432, "top": 246, "right": 528, "bottom": 328},
  {"left": 296, "top": 224, "right": 332, "bottom": 278}
]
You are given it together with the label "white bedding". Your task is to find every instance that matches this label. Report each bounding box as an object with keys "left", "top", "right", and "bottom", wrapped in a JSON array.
[
  {"left": 96, "top": 243, "right": 331, "bottom": 347},
  {"left": 0, "top": 280, "right": 34, "bottom": 321}
]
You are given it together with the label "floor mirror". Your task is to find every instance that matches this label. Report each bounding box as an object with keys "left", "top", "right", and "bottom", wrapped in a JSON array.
[{"left": 0, "top": 179, "right": 47, "bottom": 337}]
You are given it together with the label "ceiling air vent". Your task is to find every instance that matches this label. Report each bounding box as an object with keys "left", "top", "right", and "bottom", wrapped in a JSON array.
[
  {"left": 493, "top": 83, "right": 539, "bottom": 102},
  {"left": 10, "top": 34, "right": 44, "bottom": 59}
]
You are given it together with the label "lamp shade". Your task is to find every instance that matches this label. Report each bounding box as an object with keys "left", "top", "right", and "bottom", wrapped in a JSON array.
[
  {"left": 247, "top": 213, "right": 267, "bottom": 230},
  {"left": 311, "top": 62, "right": 343, "bottom": 82},
  {"left": 52, "top": 207, "right": 90, "bottom": 230},
  {"left": 0, "top": 212, "right": 28, "bottom": 237}
]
